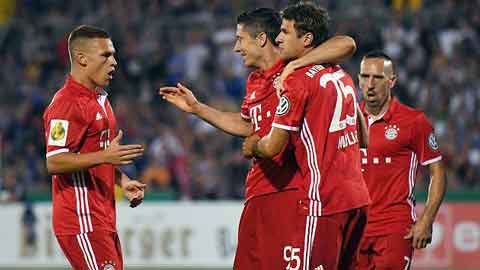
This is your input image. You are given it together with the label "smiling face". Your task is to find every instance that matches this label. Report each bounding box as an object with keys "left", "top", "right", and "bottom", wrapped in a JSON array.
[
  {"left": 233, "top": 24, "right": 264, "bottom": 68},
  {"left": 358, "top": 57, "right": 396, "bottom": 114},
  {"left": 275, "top": 19, "right": 307, "bottom": 61}
]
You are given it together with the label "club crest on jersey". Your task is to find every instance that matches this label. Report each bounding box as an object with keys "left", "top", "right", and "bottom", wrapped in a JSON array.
[
  {"left": 48, "top": 119, "right": 69, "bottom": 146},
  {"left": 384, "top": 125, "right": 400, "bottom": 140},
  {"left": 428, "top": 133, "right": 439, "bottom": 150},
  {"left": 101, "top": 260, "right": 116, "bottom": 270},
  {"left": 276, "top": 95, "right": 290, "bottom": 116}
]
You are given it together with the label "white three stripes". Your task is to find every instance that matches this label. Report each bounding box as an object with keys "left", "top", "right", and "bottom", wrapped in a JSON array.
[
  {"left": 76, "top": 233, "right": 99, "bottom": 270},
  {"left": 300, "top": 119, "right": 321, "bottom": 270},
  {"left": 73, "top": 171, "right": 93, "bottom": 233},
  {"left": 407, "top": 153, "right": 418, "bottom": 221},
  {"left": 300, "top": 120, "right": 322, "bottom": 216}
]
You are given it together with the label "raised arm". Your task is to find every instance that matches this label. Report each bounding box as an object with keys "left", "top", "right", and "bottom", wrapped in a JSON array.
[
  {"left": 46, "top": 130, "right": 144, "bottom": 174},
  {"left": 279, "top": 35, "right": 356, "bottom": 88},
  {"left": 159, "top": 83, "right": 252, "bottom": 137}
]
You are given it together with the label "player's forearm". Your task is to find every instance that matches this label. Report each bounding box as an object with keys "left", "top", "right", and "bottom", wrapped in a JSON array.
[
  {"left": 115, "top": 168, "right": 130, "bottom": 187},
  {"left": 192, "top": 102, "right": 253, "bottom": 137},
  {"left": 357, "top": 106, "right": 369, "bottom": 148},
  {"left": 253, "top": 128, "right": 289, "bottom": 159},
  {"left": 46, "top": 152, "right": 106, "bottom": 174},
  {"left": 420, "top": 162, "right": 446, "bottom": 225},
  {"left": 292, "top": 35, "right": 356, "bottom": 69}
]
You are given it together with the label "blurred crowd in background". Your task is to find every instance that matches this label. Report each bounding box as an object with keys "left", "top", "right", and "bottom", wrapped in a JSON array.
[{"left": 0, "top": 0, "right": 479, "bottom": 202}]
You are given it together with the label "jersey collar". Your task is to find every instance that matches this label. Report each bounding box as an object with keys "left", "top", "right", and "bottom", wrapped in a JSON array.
[
  {"left": 66, "top": 75, "right": 108, "bottom": 99},
  {"left": 361, "top": 96, "right": 399, "bottom": 123}
]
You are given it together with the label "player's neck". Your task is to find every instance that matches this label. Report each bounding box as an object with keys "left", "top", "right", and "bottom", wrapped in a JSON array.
[
  {"left": 259, "top": 47, "right": 281, "bottom": 71},
  {"left": 366, "top": 95, "right": 392, "bottom": 116},
  {"left": 70, "top": 71, "right": 97, "bottom": 92}
]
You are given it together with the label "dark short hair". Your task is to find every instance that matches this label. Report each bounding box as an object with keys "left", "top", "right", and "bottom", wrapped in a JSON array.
[
  {"left": 281, "top": 3, "right": 330, "bottom": 47},
  {"left": 362, "top": 50, "right": 396, "bottom": 74},
  {"left": 68, "top": 25, "right": 110, "bottom": 54},
  {"left": 236, "top": 8, "right": 281, "bottom": 45}
]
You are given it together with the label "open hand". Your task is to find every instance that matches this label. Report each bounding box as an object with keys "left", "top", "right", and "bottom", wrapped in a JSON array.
[
  {"left": 159, "top": 83, "right": 199, "bottom": 113},
  {"left": 103, "top": 130, "right": 144, "bottom": 166}
]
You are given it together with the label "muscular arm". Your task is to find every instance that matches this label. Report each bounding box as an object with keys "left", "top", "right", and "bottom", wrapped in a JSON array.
[
  {"left": 160, "top": 83, "right": 252, "bottom": 137},
  {"left": 287, "top": 35, "right": 356, "bottom": 70},
  {"left": 46, "top": 151, "right": 106, "bottom": 174},
  {"left": 420, "top": 161, "right": 446, "bottom": 227},
  {"left": 405, "top": 160, "right": 446, "bottom": 248},
  {"left": 46, "top": 130, "right": 143, "bottom": 174},
  {"left": 244, "top": 127, "right": 290, "bottom": 159},
  {"left": 192, "top": 103, "right": 253, "bottom": 137}
]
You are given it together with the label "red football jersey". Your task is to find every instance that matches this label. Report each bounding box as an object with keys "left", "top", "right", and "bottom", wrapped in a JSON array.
[
  {"left": 240, "top": 60, "right": 302, "bottom": 201},
  {"left": 360, "top": 97, "right": 442, "bottom": 236},
  {"left": 43, "top": 76, "right": 118, "bottom": 235},
  {"left": 272, "top": 64, "right": 370, "bottom": 216}
]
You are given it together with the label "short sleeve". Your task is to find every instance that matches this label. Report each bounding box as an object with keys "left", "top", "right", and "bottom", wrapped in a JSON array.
[
  {"left": 240, "top": 95, "right": 250, "bottom": 120},
  {"left": 411, "top": 113, "right": 442, "bottom": 166},
  {"left": 44, "top": 99, "right": 89, "bottom": 158},
  {"left": 271, "top": 76, "right": 307, "bottom": 132}
]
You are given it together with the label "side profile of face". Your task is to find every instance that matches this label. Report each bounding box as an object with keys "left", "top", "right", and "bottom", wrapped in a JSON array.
[
  {"left": 80, "top": 38, "right": 117, "bottom": 89},
  {"left": 358, "top": 57, "right": 396, "bottom": 111},
  {"left": 233, "top": 24, "right": 263, "bottom": 68},
  {"left": 275, "top": 19, "right": 306, "bottom": 61}
]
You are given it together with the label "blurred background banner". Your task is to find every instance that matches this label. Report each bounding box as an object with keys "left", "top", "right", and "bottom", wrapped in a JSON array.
[
  {"left": 1, "top": 202, "right": 480, "bottom": 269},
  {"left": 1, "top": 202, "right": 242, "bottom": 268}
]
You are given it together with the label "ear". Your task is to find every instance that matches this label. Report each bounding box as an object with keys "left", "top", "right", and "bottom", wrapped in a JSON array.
[
  {"left": 389, "top": 75, "right": 397, "bottom": 88},
  {"left": 256, "top": 32, "right": 267, "bottom": 47},
  {"left": 303, "top": 32, "right": 314, "bottom": 47},
  {"left": 76, "top": 52, "right": 88, "bottom": 67}
]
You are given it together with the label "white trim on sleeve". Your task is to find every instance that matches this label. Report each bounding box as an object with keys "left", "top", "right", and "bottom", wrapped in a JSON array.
[
  {"left": 272, "top": 123, "right": 299, "bottom": 131},
  {"left": 46, "top": 148, "right": 69, "bottom": 158},
  {"left": 421, "top": 156, "right": 442, "bottom": 166}
]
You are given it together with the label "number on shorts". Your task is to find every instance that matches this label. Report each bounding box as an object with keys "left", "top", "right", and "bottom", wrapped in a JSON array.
[
  {"left": 319, "top": 70, "right": 357, "bottom": 133},
  {"left": 284, "top": 246, "right": 301, "bottom": 270}
]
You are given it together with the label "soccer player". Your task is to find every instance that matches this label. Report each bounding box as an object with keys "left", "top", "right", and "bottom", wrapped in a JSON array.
[
  {"left": 159, "top": 8, "right": 357, "bottom": 270},
  {"left": 43, "top": 25, "right": 146, "bottom": 270},
  {"left": 243, "top": 4, "right": 370, "bottom": 270},
  {"left": 355, "top": 51, "right": 446, "bottom": 270}
]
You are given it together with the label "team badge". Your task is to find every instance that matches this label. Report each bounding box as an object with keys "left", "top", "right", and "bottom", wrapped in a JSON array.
[
  {"left": 384, "top": 125, "right": 400, "bottom": 140},
  {"left": 276, "top": 95, "right": 290, "bottom": 116},
  {"left": 101, "top": 260, "right": 116, "bottom": 270},
  {"left": 428, "top": 133, "right": 439, "bottom": 150},
  {"left": 48, "top": 119, "right": 69, "bottom": 146}
]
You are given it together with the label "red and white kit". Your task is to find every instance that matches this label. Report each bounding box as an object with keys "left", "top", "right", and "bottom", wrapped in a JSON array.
[{"left": 44, "top": 76, "right": 123, "bottom": 270}]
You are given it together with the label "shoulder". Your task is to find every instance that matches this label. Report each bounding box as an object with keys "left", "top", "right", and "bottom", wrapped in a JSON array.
[
  {"left": 44, "top": 89, "right": 89, "bottom": 120},
  {"left": 398, "top": 102, "right": 431, "bottom": 123}
]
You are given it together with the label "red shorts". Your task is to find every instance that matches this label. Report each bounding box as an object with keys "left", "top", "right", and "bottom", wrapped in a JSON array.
[
  {"left": 56, "top": 231, "right": 123, "bottom": 270},
  {"left": 234, "top": 189, "right": 367, "bottom": 270},
  {"left": 356, "top": 233, "right": 413, "bottom": 270}
]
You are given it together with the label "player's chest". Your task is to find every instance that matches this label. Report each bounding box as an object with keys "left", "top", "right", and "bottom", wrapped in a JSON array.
[
  {"left": 87, "top": 99, "right": 117, "bottom": 143},
  {"left": 245, "top": 90, "right": 279, "bottom": 136},
  {"left": 362, "top": 120, "right": 413, "bottom": 166}
]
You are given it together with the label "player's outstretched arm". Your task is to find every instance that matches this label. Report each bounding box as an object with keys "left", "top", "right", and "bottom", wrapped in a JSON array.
[
  {"left": 279, "top": 35, "right": 356, "bottom": 86},
  {"left": 159, "top": 83, "right": 252, "bottom": 137},
  {"left": 404, "top": 161, "right": 446, "bottom": 249},
  {"left": 357, "top": 105, "right": 369, "bottom": 148},
  {"left": 46, "top": 130, "right": 144, "bottom": 174}
]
